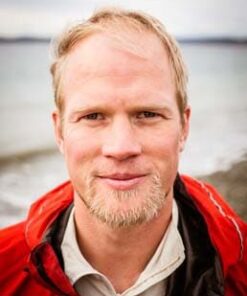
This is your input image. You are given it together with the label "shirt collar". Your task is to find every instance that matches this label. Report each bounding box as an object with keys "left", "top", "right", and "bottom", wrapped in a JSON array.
[{"left": 61, "top": 200, "right": 185, "bottom": 289}]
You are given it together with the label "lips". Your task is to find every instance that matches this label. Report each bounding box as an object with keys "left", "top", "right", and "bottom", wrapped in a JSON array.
[{"left": 98, "top": 173, "right": 146, "bottom": 190}]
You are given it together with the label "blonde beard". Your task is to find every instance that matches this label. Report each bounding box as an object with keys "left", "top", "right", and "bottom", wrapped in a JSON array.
[{"left": 77, "top": 173, "right": 170, "bottom": 228}]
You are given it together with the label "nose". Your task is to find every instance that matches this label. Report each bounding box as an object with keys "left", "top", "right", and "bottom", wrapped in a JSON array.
[{"left": 102, "top": 117, "right": 142, "bottom": 161}]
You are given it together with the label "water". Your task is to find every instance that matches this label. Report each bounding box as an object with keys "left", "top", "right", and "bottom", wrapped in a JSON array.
[
  {"left": 0, "top": 42, "right": 54, "bottom": 157},
  {"left": 0, "top": 41, "right": 247, "bottom": 226},
  {"left": 181, "top": 43, "right": 247, "bottom": 174}
]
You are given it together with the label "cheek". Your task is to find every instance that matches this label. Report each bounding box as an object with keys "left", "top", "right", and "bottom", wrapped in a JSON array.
[
  {"left": 63, "top": 130, "right": 100, "bottom": 168},
  {"left": 64, "top": 143, "right": 83, "bottom": 165},
  {"left": 143, "top": 128, "right": 181, "bottom": 156},
  {"left": 151, "top": 140, "right": 181, "bottom": 167},
  {"left": 142, "top": 129, "right": 181, "bottom": 179}
]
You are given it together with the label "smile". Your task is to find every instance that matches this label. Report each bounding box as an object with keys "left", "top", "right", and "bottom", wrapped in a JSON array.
[{"left": 98, "top": 174, "right": 146, "bottom": 190}]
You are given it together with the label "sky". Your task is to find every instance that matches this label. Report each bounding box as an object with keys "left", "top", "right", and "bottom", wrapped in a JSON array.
[{"left": 0, "top": 0, "right": 247, "bottom": 39}]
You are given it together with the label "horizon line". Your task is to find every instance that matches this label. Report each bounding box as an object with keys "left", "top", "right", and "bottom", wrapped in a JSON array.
[{"left": 1, "top": 36, "right": 247, "bottom": 44}]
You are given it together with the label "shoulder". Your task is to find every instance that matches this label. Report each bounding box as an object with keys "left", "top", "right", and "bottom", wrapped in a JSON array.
[
  {"left": 0, "top": 180, "right": 73, "bottom": 296},
  {"left": 0, "top": 221, "right": 31, "bottom": 293},
  {"left": 0, "top": 221, "right": 63, "bottom": 295},
  {"left": 180, "top": 174, "right": 246, "bottom": 233},
  {"left": 181, "top": 175, "right": 247, "bottom": 295},
  {"left": 0, "top": 221, "right": 29, "bottom": 262}
]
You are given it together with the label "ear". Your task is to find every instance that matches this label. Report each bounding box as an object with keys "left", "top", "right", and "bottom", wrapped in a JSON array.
[
  {"left": 179, "top": 106, "right": 191, "bottom": 152},
  {"left": 52, "top": 110, "right": 64, "bottom": 154}
]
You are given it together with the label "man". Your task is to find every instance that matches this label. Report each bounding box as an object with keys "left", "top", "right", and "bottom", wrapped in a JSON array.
[{"left": 0, "top": 7, "right": 246, "bottom": 296}]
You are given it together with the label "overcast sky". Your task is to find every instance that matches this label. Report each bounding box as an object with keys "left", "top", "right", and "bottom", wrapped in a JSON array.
[{"left": 0, "top": 0, "right": 246, "bottom": 39}]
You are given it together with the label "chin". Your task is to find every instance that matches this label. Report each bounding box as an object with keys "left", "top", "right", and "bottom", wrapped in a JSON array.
[{"left": 79, "top": 173, "right": 169, "bottom": 228}]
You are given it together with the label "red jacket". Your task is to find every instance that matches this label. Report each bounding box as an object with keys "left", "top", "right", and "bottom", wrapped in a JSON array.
[{"left": 0, "top": 176, "right": 246, "bottom": 296}]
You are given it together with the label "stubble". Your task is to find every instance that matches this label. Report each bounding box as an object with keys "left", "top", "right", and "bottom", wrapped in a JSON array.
[{"left": 77, "top": 173, "right": 170, "bottom": 228}]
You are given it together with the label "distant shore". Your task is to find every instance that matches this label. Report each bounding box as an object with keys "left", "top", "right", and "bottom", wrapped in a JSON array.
[{"left": 1, "top": 36, "right": 247, "bottom": 45}]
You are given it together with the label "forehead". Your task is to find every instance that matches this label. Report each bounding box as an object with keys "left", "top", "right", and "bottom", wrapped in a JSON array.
[
  {"left": 63, "top": 30, "right": 171, "bottom": 80},
  {"left": 60, "top": 30, "right": 176, "bottom": 112}
]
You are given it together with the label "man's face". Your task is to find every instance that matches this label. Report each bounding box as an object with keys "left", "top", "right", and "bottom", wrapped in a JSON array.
[{"left": 53, "top": 31, "right": 190, "bottom": 228}]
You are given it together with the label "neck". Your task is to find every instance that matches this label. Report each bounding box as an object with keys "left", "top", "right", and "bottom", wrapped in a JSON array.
[{"left": 74, "top": 193, "right": 173, "bottom": 293}]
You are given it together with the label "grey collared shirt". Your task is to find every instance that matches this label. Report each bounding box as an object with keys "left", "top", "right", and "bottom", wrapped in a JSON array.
[{"left": 61, "top": 200, "right": 185, "bottom": 296}]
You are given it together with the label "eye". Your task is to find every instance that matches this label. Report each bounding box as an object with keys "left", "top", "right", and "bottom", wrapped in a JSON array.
[
  {"left": 137, "top": 111, "right": 159, "bottom": 119},
  {"left": 83, "top": 113, "right": 104, "bottom": 120}
]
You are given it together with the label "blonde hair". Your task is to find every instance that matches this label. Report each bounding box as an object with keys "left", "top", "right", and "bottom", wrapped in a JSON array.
[{"left": 50, "top": 7, "right": 188, "bottom": 118}]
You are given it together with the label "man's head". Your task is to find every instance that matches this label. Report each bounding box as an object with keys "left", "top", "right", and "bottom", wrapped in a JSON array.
[
  {"left": 50, "top": 7, "right": 188, "bottom": 122},
  {"left": 51, "top": 7, "right": 190, "bottom": 228}
]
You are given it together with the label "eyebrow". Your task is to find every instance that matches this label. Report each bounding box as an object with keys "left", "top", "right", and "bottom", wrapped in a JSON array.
[{"left": 130, "top": 104, "right": 173, "bottom": 112}]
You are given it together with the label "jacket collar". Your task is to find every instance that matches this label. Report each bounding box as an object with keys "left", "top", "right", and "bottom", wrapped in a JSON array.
[
  {"left": 24, "top": 181, "right": 76, "bottom": 295},
  {"left": 24, "top": 181, "right": 73, "bottom": 251}
]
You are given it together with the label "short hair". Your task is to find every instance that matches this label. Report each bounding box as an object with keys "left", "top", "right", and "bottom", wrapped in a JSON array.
[{"left": 50, "top": 7, "right": 188, "bottom": 118}]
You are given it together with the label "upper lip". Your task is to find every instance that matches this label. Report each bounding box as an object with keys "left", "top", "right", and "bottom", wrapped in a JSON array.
[{"left": 98, "top": 173, "right": 146, "bottom": 180}]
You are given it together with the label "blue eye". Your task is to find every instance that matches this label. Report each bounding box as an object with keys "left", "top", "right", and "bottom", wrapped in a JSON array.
[
  {"left": 138, "top": 111, "right": 158, "bottom": 118},
  {"left": 84, "top": 113, "right": 102, "bottom": 120}
]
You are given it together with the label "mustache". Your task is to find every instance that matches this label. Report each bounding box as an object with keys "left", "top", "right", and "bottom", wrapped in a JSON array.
[{"left": 86, "top": 163, "right": 152, "bottom": 177}]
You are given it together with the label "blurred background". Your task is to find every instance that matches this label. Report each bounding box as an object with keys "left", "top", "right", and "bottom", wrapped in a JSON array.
[{"left": 0, "top": 0, "right": 247, "bottom": 226}]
